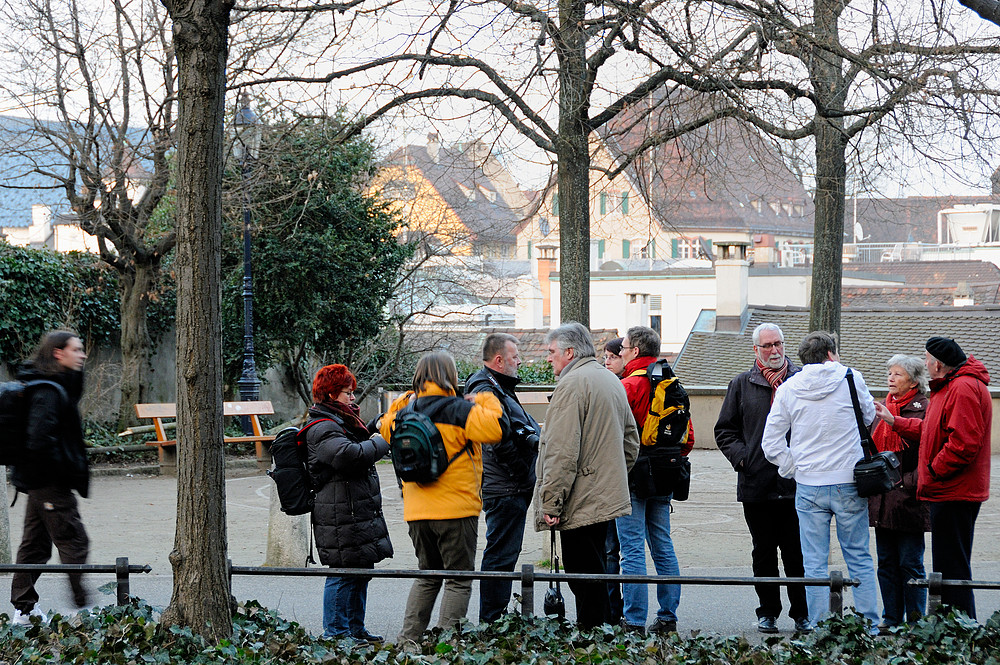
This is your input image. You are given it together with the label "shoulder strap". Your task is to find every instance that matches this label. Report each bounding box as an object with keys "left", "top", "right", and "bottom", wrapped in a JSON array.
[
  {"left": 845, "top": 369, "right": 874, "bottom": 460},
  {"left": 411, "top": 396, "right": 472, "bottom": 465},
  {"left": 297, "top": 417, "right": 334, "bottom": 443},
  {"left": 23, "top": 379, "right": 68, "bottom": 405}
]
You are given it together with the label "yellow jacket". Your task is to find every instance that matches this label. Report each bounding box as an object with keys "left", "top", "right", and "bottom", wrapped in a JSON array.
[{"left": 381, "top": 383, "right": 504, "bottom": 521}]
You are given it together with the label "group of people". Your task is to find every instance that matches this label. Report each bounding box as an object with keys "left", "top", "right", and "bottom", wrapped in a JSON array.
[
  {"left": 7, "top": 323, "right": 991, "bottom": 641},
  {"left": 717, "top": 325, "right": 991, "bottom": 633}
]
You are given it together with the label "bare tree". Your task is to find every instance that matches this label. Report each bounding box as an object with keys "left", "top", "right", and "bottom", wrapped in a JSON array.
[
  {"left": 0, "top": 0, "right": 176, "bottom": 429},
  {"left": 158, "top": 0, "right": 234, "bottom": 640},
  {"left": 666, "top": 0, "right": 1000, "bottom": 332}
]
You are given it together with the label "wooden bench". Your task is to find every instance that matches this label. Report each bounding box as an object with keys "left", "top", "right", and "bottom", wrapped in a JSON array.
[{"left": 133, "top": 401, "right": 276, "bottom": 475}]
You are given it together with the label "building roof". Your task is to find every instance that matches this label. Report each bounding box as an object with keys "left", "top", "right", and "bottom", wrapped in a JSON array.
[
  {"left": 601, "top": 102, "right": 815, "bottom": 238},
  {"left": 379, "top": 140, "right": 528, "bottom": 247},
  {"left": 674, "top": 304, "right": 1000, "bottom": 387},
  {"left": 842, "top": 260, "right": 1000, "bottom": 307},
  {"left": 843, "top": 260, "right": 1000, "bottom": 285},
  {"left": 846, "top": 195, "right": 997, "bottom": 243},
  {"left": 0, "top": 115, "right": 74, "bottom": 229}
]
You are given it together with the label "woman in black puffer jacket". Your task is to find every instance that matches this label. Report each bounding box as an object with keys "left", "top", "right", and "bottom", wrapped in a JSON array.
[{"left": 304, "top": 364, "right": 392, "bottom": 642}]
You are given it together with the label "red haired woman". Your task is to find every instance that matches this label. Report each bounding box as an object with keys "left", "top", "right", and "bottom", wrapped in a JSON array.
[{"left": 304, "top": 364, "right": 392, "bottom": 642}]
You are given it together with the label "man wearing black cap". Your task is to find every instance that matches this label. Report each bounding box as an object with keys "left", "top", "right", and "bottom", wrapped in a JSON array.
[{"left": 874, "top": 337, "right": 991, "bottom": 619}]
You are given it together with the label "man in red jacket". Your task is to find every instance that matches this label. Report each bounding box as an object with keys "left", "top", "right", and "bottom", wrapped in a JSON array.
[{"left": 875, "top": 336, "right": 991, "bottom": 619}]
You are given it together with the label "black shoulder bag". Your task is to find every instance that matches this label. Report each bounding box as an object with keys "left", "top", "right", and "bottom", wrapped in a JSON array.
[
  {"left": 847, "top": 369, "right": 902, "bottom": 498},
  {"left": 542, "top": 528, "right": 565, "bottom": 619}
]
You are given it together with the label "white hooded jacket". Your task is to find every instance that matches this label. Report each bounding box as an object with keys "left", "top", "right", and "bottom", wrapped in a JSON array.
[{"left": 761, "top": 360, "right": 876, "bottom": 487}]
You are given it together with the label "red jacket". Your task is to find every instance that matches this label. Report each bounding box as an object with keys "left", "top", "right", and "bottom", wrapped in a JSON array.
[
  {"left": 893, "top": 356, "right": 991, "bottom": 503},
  {"left": 622, "top": 356, "right": 658, "bottom": 428},
  {"left": 621, "top": 356, "right": 694, "bottom": 453}
]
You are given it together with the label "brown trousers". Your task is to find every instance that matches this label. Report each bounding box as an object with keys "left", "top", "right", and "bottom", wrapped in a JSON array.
[{"left": 11, "top": 486, "right": 90, "bottom": 612}]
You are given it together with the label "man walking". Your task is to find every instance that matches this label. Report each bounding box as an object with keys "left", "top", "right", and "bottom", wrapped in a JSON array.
[
  {"left": 715, "top": 323, "right": 809, "bottom": 633},
  {"left": 466, "top": 333, "right": 540, "bottom": 623},
  {"left": 761, "top": 331, "right": 879, "bottom": 631},
  {"left": 534, "top": 322, "right": 639, "bottom": 628},
  {"left": 875, "top": 337, "right": 991, "bottom": 618},
  {"left": 617, "top": 325, "right": 689, "bottom": 635},
  {"left": 11, "top": 330, "right": 91, "bottom": 625}
]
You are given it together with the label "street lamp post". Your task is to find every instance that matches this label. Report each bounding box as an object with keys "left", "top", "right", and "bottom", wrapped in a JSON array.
[{"left": 233, "top": 92, "right": 261, "bottom": 433}]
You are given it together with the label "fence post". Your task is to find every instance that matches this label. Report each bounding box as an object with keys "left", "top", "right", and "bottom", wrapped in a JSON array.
[
  {"left": 115, "top": 557, "right": 130, "bottom": 605},
  {"left": 927, "top": 572, "right": 942, "bottom": 613},
  {"left": 520, "top": 564, "right": 535, "bottom": 617},
  {"left": 829, "top": 570, "right": 844, "bottom": 615}
]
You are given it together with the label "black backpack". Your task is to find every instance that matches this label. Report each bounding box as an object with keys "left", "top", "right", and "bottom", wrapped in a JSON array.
[
  {"left": 390, "top": 398, "right": 468, "bottom": 484},
  {"left": 266, "top": 418, "right": 330, "bottom": 515},
  {"left": 0, "top": 379, "right": 67, "bottom": 466}
]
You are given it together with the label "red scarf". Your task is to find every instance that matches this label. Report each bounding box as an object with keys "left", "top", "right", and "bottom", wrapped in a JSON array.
[
  {"left": 871, "top": 387, "right": 919, "bottom": 453},
  {"left": 756, "top": 357, "right": 789, "bottom": 403},
  {"left": 319, "top": 399, "right": 370, "bottom": 441}
]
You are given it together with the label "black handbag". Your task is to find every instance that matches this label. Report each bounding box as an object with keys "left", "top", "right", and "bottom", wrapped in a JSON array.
[
  {"left": 630, "top": 447, "right": 691, "bottom": 501},
  {"left": 846, "top": 369, "right": 902, "bottom": 498},
  {"left": 543, "top": 528, "right": 565, "bottom": 619}
]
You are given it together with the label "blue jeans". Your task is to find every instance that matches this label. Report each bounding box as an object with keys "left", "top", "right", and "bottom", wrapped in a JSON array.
[
  {"left": 323, "top": 564, "right": 373, "bottom": 638},
  {"left": 795, "top": 484, "right": 878, "bottom": 628},
  {"left": 875, "top": 528, "right": 926, "bottom": 625},
  {"left": 479, "top": 493, "right": 530, "bottom": 622},
  {"left": 616, "top": 493, "right": 680, "bottom": 625}
]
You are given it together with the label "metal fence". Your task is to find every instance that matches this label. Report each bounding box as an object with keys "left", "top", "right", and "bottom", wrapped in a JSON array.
[{"left": 3, "top": 560, "right": 996, "bottom": 623}]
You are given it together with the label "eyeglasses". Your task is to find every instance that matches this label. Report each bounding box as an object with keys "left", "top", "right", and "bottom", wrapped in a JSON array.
[
  {"left": 757, "top": 341, "right": 783, "bottom": 350},
  {"left": 621, "top": 345, "right": 634, "bottom": 350},
  {"left": 341, "top": 390, "right": 355, "bottom": 397}
]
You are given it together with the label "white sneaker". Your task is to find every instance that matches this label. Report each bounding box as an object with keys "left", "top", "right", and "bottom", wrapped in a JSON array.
[{"left": 11, "top": 608, "right": 47, "bottom": 626}]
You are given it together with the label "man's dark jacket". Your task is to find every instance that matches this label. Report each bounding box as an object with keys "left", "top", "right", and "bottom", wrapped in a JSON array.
[
  {"left": 13, "top": 362, "right": 90, "bottom": 497},
  {"left": 465, "top": 367, "right": 538, "bottom": 498},
  {"left": 714, "top": 360, "right": 800, "bottom": 502}
]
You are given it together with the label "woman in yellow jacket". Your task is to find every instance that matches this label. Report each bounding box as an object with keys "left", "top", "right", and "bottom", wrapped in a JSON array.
[{"left": 381, "top": 351, "right": 506, "bottom": 642}]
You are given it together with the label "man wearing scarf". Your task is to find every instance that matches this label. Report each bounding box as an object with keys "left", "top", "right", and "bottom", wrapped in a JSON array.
[{"left": 715, "top": 323, "right": 809, "bottom": 634}]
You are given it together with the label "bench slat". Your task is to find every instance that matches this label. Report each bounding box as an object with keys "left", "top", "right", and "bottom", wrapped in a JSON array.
[{"left": 135, "top": 401, "right": 274, "bottom": 419}]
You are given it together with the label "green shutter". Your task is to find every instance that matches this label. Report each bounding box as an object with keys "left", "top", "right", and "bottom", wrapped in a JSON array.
[
  {"left": 623, "top": 239, "right": 630, "bottom": 258},
  {"left": 599, "top": 192, "right": 607, "bottom": 215},
  {"left": 598, "top": 239, "right": 605, "bottom": 258},
  {"left": 552, "top": 191, "right": 559, "bottom": 216},
  {"left": 528, "top": 240, "right": 533, "bottom": 259},
  {"left": 621, "top": 192, "right": 629, "bottom": 215},
  {"left": 649, "top": 239, "right": 656, "bottom": 259},
  {"left": 671, "top": 238, "right": 679, "bottom": 258}
]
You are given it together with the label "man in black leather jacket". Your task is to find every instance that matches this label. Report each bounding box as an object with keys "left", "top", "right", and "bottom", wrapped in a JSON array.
[
  {"left": 714, "top": 322, "right": 808, "bottom": 634},
  {"left": 465, "top": 333, "right": 540, "bottom": 622},
  {"left": 11, "top": 330, "right": 91, "bottom": 624}
]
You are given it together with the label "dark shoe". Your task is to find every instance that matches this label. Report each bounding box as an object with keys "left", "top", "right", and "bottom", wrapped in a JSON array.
[
  {"left": 793, "top": 617, "right": 813, "bottom": 633},
  {"left": 620, "top": 620, "right": 646, "bottom": 635},
  {"left": 352, "top": 629, "right": 383, "bottom": 643},
  {"left": 648, "top": 618, "right": 677, "bottom": 635},
  {"left": 757, "top": 616, "right": 779, "bottom": 634}
]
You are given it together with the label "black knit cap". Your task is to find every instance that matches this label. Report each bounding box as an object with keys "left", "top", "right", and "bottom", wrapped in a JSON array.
[
  {"left": 605, "top": 337, "right": 624, "bottom": 356},
  {"left": 925, "top": 336, "right": 967, "bottom": 367}
]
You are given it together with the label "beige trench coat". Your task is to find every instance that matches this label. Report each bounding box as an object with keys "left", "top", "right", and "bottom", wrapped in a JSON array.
[{"left": 533, "top": 355, "right": 640, "bottom": 531}]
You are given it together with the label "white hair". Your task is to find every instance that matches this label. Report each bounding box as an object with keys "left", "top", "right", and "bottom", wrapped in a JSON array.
[
  {"left": 887, "top": 354, "right": 929, "bottom": 393},
  {"left": 752, "top": 323, "right": 784, "bottom": 346}
]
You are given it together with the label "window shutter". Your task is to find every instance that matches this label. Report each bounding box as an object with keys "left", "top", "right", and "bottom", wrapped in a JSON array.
[
  {"left": 552, "top": 192, "right": 559, "bottom": 216},
  {"left": 671, "top": 238, "right": 679, "bottom": 258},
  {"left": 599, "top": 192, "right": 607, "bottom": 215},
  {"left": 598, "top": 239, "right": 605, "bottom": 258},
  {"left": 528, "top": 240, "right": 533, "bottom": 259},
  {"left": 621, "top": 192, "right": 629, "bottom": 215},
  {"left": 623, "top": 239, "right": 631, "bottom": 258},
  {"left": 649, "top": 239, "right": 656, "bottom": 259}
]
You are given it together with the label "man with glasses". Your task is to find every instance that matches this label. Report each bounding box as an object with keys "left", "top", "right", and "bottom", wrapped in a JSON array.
[{"left": 715, "top": 323, "right": 809, "bottom": 634}]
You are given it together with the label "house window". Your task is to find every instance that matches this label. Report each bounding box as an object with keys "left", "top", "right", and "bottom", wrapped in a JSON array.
[
  {"left": 637, "top": 239, "right": 655, "bottom": 259},
  {"left": 671, "top": 237, "right": 700, "bottom": 259},
  {"left": 539, "top": 217, "right": 550, "bottom": 236},
  {"left": 621, "top": 192, "right": 629, "bottom": 215},
  {"left": 650, "top": 315, "right": 661, "bottom": 337}
]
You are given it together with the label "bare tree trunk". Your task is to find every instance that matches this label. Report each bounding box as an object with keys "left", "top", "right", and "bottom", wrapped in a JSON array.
[
  {"left": 159, "top": 0, "right": 234, "bottom": 640},
  {"left": 957, "top": 0, "right": 1000, "bottom": 26},
  {"left": 556, "top": 0, "right": 591, "bottom": 327},
  {"left": 808, "top": 0, "right": 847, "bottom": 335},
  {"left": 117, "top": 263, "right": 157, "bottom": 430}
]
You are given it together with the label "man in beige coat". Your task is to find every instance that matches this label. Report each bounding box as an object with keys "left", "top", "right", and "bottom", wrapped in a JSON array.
[{"left": 535, "top": 322, "right": 640, "bottom": 628}]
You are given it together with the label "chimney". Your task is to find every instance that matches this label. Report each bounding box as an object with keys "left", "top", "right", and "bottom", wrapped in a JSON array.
[
  {"left": 715, "top": 241, "right": 750, "bottom": 332},
  {"left": 427, "top": 132, "right": 440, "bottom": 163},
  {"left": 954, "top": 280, "right": 974, "bottom": 307}
]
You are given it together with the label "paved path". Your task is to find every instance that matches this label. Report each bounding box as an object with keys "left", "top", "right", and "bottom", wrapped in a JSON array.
[{"left": 5, "top": 450, "right": 1000, "bottom": 640}]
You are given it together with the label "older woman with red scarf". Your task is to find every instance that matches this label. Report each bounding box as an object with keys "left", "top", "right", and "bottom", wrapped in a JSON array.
[{"left": 869, "top": 354, "right": 929, "bottom": 629}]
